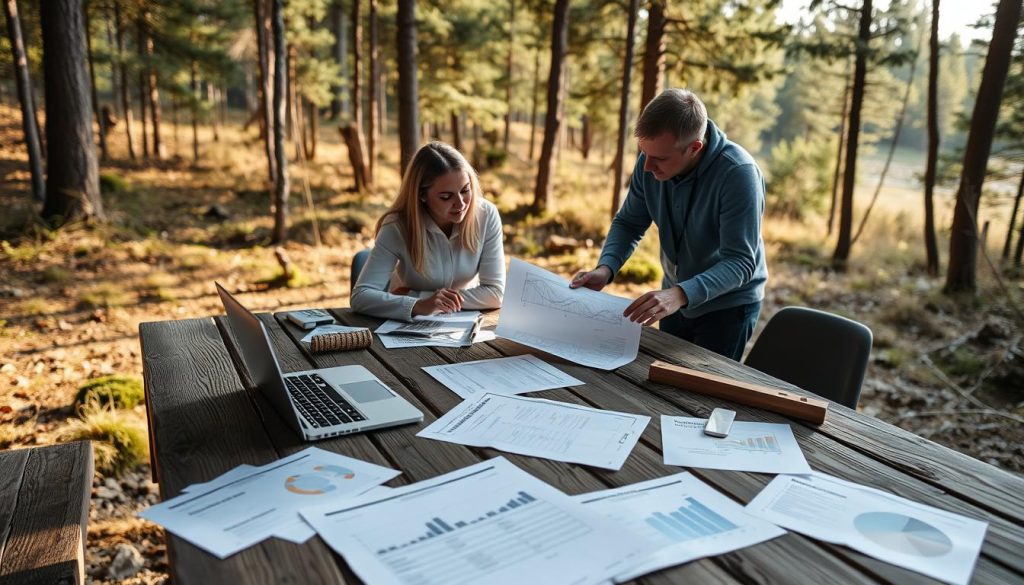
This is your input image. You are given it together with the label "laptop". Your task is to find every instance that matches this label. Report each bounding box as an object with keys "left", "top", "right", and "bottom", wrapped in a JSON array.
[{"left": 216, "top": 283, "right": 423, "bottom": 440}]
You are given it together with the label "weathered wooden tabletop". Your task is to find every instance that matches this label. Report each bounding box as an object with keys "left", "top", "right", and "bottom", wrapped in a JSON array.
[{"left": 139, "top": 308, "right": 1024, "bottom": 584}]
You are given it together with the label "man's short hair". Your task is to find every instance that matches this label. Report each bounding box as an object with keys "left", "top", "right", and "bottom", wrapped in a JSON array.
[{"left": 634, "top": 88, "right": 708, "bottom": 149}]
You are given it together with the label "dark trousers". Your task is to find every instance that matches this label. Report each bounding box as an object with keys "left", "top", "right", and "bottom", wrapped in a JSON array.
[{"left": 659, "top": 301, "right": 762, "bottom": 361}]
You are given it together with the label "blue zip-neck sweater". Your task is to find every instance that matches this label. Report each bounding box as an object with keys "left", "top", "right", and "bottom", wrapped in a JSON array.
[{"left": 598, "top": 119, "right": 768, "bottom": 318}]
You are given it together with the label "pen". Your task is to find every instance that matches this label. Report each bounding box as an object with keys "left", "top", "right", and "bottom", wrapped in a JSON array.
[{"left": 467, "top": 316, "right": 482, "bottom": 344}]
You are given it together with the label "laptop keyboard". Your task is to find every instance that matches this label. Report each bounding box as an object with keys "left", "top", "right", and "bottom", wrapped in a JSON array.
[{"left": 285, "top": 373, "right": 367, "bottom": 428}]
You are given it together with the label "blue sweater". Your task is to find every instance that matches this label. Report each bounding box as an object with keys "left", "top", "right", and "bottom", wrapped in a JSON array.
[{"left": 598, "top": 120, "right": 768, "bottom": 318}]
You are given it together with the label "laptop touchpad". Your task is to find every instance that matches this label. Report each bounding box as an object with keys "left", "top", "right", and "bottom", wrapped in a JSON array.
[{"left": 342, "top": 380, "right": 394, "bottom": 403}]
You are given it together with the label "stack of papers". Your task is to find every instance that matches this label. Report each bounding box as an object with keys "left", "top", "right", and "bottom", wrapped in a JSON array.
[
  {"left": 140, "top": 448, "right": 400, "bottom": 558},
  {"left": 375, "top": 311, "right": 494, "bottom": 348}
]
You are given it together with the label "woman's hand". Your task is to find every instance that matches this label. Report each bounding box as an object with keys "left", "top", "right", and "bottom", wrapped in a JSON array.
[{"left": 412, "top": 288, "right": 464, "bottom": 316}]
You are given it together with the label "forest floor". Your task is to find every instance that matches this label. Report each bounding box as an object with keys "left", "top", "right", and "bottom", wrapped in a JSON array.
[{"left": 1, "top": 103, "right": 1022, "bottom": 583}]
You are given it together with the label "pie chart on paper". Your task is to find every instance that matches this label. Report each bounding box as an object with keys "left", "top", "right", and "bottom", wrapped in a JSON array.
[{"left": 853, "top": 512, "right": 953, "bottom": 557}]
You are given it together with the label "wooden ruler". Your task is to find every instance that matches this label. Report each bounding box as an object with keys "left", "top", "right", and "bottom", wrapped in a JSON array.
[{"left": 649, "top": 360, "right": 829, "bottom": 425}]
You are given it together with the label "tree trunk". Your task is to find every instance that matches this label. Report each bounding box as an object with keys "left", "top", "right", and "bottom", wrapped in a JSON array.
[
  {"left": 137, "top": 16, "right": 148, "bottom": 159},
  {"left": 1004, "top": 172, "right": 1024, "bottom": 260},
  {"left": 367, "top": 0, "right": 378, "bottom": 185},
  {"left": 611, "top": 0, "right": 639, "bottom": 220},
  {"left": 330, "top": 0, "right": 347, "bottom": 119},
  {"left": 450, "top": 111, "right": 461, "bottom": 151},
  {"left": 113, "top": 1, "right": 135, "bottom": 160},
  {"left": 83, "top": 2, "right": 107, "bottom": 162},
  {"left": 923, "top": 0, "right": 940, "bottom": 276},
  {"left": 351, "top": 0, "right": 362, "bottom": 132},
  {"left": 208, "top": 83, "right": 220, "bottom": 142},
  {"left": 144, "top": 19, "right": 163, "bottom": 159},
  {"left": 285, "top": 42, "right": 295, "bottom": 143},
  {"left": 851, "top": 29, "right": 923, "bottom": 246},
  {"left": 254, "top": 0, "right": 275, "bottom": 185},
  {"left": 171, "top": 95, "right": 179, "bottom": 157},
  {"left": 396, "top": 0, "right": 418, "bottom": 174},
  {"left": 503, "top": 0, "right": 515, "bottom": 153},
  {"left": 639, "top": 0, "right": 665, "bottom": 113},
  {"left": 40, "top": 0, "right": 102, "bottom": 224},
  {"left": 379, "top": 59, "right": 387, "bottom": 137},
  {"left": 831, "top": 0, "right": 872, "bottom": 268},
  {"left": 944, "top": 0, "right": 1022, "bottom": 293},
  {"left": 271, "top": 0, "right": 289, "bottom": 243},
  {"left": 308, "top": 99, "right": 318, "bottom": 160},
  {"left": 1015, "top": 207, "right": 1024, "bottom": 267},
  {"left": 4, "top": 0, "right": 46, "bottom": 202},
  {"left": 532, "top": 0, "right": 569, "bottom": 213},
  {"left": 340, "top": 123, "right": 368, "bottom": 192},
  {"left": 347, "top": 0, "right": 369, "bottom": 183},
  {"left": 191, "top": 59, "right": 199, "bottom": 164},
  {"left": 827, "top": 61, "right": 851, "bottom": 237},
  {"left": 105, "top": 10, "right": 116, "bottom": 118},
  {"left": 528, "top": 41, "right": 540, "bottom": 161},
  {"left": 580, "top": 114, "right": 593, "bottom": 159}
]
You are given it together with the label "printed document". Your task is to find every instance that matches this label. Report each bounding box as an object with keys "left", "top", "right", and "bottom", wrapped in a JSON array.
[
  {"left": 300, "top": 457, "right": 648, "bottom": 585},
  {"left": 417, "top": 392, "right": 648, "bottom": 470},
  {"left": 140, "top": 448, "right": 400, "bottom": 558},
  {"left": 662, "top": 416, "right": 812, "bottom": 474},
  {"left": 496, "top": 259, "right": 640, "bottom": 370},
  {"left": 745, "top": 472, "right": 987, "bottom": 585},
  {"left": 573, "top": 473, "right": 785, "bottom": 581},
  {"left": 375, "top": 319, "right": 493, "bottom": 348},
  {"left": 413, "top": 310, "right": 480, "bottom": 322},
  {"left": 422, "top": 354, "right": 584, "bottom": 399}
]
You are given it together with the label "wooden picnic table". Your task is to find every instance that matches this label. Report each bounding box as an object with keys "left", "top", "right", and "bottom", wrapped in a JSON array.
[{"left": 139, "top": 307, "right": 1024, "bottom": 584}]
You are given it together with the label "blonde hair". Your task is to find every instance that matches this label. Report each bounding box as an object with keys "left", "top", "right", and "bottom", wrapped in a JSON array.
[{"left": 375, "top": 142, "right": 483, "bottom": 275}]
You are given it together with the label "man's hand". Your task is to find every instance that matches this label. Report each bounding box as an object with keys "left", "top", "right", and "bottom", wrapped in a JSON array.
[
  {"left": 569, "top": 265, "right": 613, "bottom": 291},
  {"left": 623, "top": 286, "right": 688, "bottom": 326},
  {"left": 413, "top": 288, "right": 464, "bottom": 316}
]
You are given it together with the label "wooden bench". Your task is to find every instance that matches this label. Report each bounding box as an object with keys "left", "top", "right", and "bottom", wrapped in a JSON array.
[{"left": 0, "top": 441, "right": 94, "bottom": 585}]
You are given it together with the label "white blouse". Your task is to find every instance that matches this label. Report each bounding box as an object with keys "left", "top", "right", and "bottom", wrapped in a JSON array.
[{"left": 351, "top": 198, "right": 506, "bottom": 321}]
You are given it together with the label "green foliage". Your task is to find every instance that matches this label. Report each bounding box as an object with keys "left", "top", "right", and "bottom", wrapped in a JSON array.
[
  {"left": 77, "top": 284, "right": 132, "bottom": 309},
  {"left": 75, "top": 376, "right": 145, "bottom": 410},
  {"left": 765, "top": 136, "right": 833, "bottom": 219},
  {"left": 60, "top": 406, "right": 149, "bottom": 477},
  {"left": 617, "top": 256, "right": 662, "bottom": 285},
  {"left": 40, "top": 265, "right": 72, "bottom": 284},
  {"left": 936, "top": 346, "right": 988, "bottom": 379},
  {"left": 1, "top": 240, "right": 42, "bottom": 263},
  {"left": 99, "top": 173, "right": 130, "bottom": 195}
]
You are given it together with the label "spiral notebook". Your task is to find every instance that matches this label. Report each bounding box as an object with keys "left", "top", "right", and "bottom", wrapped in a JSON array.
[{"left": 300, "top": 324, "right": 373, "bottom": 353}]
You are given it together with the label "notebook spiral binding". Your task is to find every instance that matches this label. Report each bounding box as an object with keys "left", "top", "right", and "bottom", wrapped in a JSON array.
[{"left": 308, "top": 329, "right": 373, "bottom": 353}]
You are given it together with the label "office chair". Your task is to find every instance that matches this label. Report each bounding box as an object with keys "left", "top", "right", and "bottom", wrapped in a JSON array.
[
  {"left": 350, "top": 249, "right": 371, "bottom": 295},
  {"left": 743, "top": 306, "right": 872, "bottom": 409}
]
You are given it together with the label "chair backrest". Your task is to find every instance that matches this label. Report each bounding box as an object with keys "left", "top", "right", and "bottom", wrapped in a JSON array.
[
  {"left": 350, "top": 248, "right": 371, "bottom": 295},
  {"left": 743, "top": 306, "right": 872, "bottom": 409}
]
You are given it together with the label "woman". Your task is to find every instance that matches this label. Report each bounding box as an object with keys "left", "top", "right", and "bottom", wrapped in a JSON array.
[{"left": 351, "top": 141, "right": 505, "bottom": 321}]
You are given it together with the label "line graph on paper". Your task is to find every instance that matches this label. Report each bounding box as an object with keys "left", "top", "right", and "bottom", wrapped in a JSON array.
[{"left": 521, "top": 275, "right": 624, "bottom": 325}]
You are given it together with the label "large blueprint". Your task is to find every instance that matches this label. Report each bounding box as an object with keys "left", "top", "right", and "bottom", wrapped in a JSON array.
[{"left": 496, "top": 259, "right": 641, "bottom": 370}]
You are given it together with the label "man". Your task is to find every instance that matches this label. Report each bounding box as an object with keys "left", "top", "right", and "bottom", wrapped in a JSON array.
[{"left": 571, "top": 88, "right": 767, "bottom": 361}]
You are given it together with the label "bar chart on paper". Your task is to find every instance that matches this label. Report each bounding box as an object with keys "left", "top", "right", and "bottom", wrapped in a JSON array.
[
  {"left": 378, "top": 491, "right": 539, "bottom": 554},
  {"left": 574, "top": 473, "right": 786, "bottom": 581},
  {"left": 720, "top": 433, "right": 782, "bottom": 453},
  {"left": 646, "top": 497, "right": 739, "bottom": 541}
]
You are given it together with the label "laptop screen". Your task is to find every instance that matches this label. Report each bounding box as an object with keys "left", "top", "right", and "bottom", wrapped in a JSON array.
[{"left": 215, "top": 283, "right": 301, "bottom": 429}]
